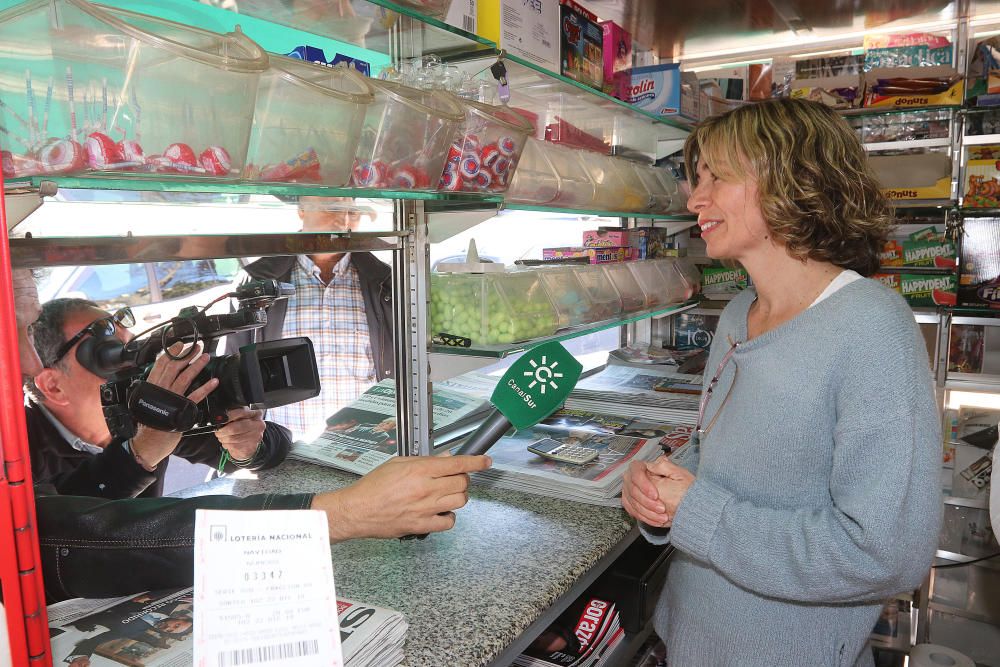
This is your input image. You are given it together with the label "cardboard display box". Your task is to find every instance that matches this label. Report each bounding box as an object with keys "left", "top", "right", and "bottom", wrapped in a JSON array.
[
  {"left": 868, "top": 151, "right": 952, "bottom": 200},
  {"left": 959, "top": 217, "right": 1000, "bottom": 309}
]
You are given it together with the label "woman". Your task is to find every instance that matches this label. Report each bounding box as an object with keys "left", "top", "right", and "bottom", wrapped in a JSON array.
[{"left": 621, "top": 98, "right": 942, "bottom": 667}]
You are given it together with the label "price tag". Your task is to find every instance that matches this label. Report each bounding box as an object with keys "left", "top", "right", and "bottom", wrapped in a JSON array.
[{"left": 193, "top": 509, "right": 342, "bottom": 667}]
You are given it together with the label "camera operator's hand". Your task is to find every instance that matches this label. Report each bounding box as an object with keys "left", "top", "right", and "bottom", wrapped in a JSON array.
[
  {"left": 216, "top": 407, "right": 266, "bottom": 462},
  {"left": 130, "top": 342, "right": 219, "bottom": 470},
  {"left": 310, "top": 454, "right": 492, "bottom": 542}
]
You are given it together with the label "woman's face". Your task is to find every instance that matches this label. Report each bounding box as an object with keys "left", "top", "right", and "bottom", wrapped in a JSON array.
[{"left": 687, "top": 157, "right": 771, "bottom": 263}]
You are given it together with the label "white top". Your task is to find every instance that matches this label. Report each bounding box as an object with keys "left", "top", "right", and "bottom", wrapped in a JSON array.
[{"left": 810, "top": 269, "right": 863, "bottom": 308}]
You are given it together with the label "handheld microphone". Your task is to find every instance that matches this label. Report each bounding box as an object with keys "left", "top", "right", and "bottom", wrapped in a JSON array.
[
  {"left": 402, "top": 341, "right": 582, "bottom": 542},
  {"left": 455, "top": 340, "right": 583, "bottom": 455}
]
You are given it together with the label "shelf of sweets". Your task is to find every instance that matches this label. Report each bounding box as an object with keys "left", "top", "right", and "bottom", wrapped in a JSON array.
[
  {"left": 838, "top": 105, "right": 961, "bottom": 119},
  {"left": 452, "top": 51, "right": 690, "bottom": 157},
  {"left": 430, "top": 298, "right": 700, "bottom": 359},
  {"left": 863, "top": 137, "right": 952, "bottom": 151},
  {"left": 4, "top": 173, "right": 504, "bottom": 202},
  {"left": 504, "top": 203, "right": 695, "bottom": 222},
  {"left": 890, "top": 199, "right": 956, "bottom": 210},
  {"left": 176, "top": 0, "right": 494, "bottom": 61}
]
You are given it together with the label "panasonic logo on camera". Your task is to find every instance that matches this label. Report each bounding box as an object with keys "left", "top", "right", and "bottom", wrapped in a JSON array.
[{"left": 137, "top": 398, "right": 169, "bottom": 417}]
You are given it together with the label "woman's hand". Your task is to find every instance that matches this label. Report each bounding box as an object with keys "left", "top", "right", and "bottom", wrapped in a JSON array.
[
  {"left": 645, "top": 457, "right": 696, "bottom": 527},
  {"left": 622, "top": 459, "right": 670, "bottom": 526}
]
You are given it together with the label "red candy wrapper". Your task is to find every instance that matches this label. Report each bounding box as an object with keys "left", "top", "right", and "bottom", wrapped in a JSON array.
[
  {"left": 39, "top": 138, "right": 85, "bottom": 174},
  {"left": 200, "top": 145, "right": 232, "bottom": 176}
]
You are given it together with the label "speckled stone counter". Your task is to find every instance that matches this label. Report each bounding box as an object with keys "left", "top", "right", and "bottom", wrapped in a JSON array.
[{"left": 173, "top": 460, "right": 636, "bottom": 667}]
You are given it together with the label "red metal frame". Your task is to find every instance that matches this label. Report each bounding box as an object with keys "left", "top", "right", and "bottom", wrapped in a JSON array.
[{"left": 0, "top": 180, "right": 51, "bottom": 665}]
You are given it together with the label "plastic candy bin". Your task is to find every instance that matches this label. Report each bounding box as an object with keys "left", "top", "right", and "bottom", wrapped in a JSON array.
[
  {"left": 0, "top": 0, "right": 268, "bottom": 179},
  {"left": 429, "top": 271, "right": 559, "bottom": 345},
  {"left": 507, "top": 138, "right": 559, "bottom": 205},
  {"left": 652, "top": 258, "right": 696, "bottom": 304},
  {"left": 547, "top": 142, "right": 598, "bottom": 208},
  {"left": 627, "top": 163, "right": 672, "bottom": 213},
  {"left": 352, "top": 79, "right": 463, "bottom": 189},
  {"left": 601, "top": 263, "right": 646, "bottom": 312},
  {"left": 628, "top": 260, "right": 673, "bottom": 308},
  {"left": 537, "top": 266, "right": 597, "bottom": 329},
  {"left": 671, "top": 258, "right": 702, "bottom": 299},
  {"left": 246, "top": 56, "right": 373, "bottom": 185},
  {"left": 611, "top": 157, "right": 652, "bottom": 212},
  {"left": 439, "top": 96, "right": 533, "bottom": 193},
  {"left": 576, "top": 152, "right": 630, "bottom": 211},
  {"left": 573, "top": 264, "right": 623, "bottom": 321}
]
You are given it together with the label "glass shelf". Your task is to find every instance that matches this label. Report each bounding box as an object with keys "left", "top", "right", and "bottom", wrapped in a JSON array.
[
  {"left": 840, "top": 105, "right": 961, "bottom": 119},
  {"left": 5, "top": 174, "right": 503, "bottom": 203},
  {"left": 430, "top": 299, "right": 700, "bottom": 358},
  {"left": 8, "top": 231, "right": 403, "bottom": 268},
  {"left": 209, "top": 0, "right": 495, "bottom": 61},
  {"left": 891, "top": 199, "right": 956, "bottom": 209},
  {"left": 452, "top": 51, "right": 690, "bottom": 156},
  {"left": 504, "top": 203, "right": 695, "bottom": 221}
]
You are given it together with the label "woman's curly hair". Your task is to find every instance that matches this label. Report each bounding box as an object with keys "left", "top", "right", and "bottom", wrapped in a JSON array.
[{"left": 683, "top": 97, "right": 893, "bottom": 276}]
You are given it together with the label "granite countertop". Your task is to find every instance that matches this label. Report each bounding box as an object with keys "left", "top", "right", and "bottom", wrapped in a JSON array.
[{"left": 174, "top": 460, "right": 635, "bottom": 667}]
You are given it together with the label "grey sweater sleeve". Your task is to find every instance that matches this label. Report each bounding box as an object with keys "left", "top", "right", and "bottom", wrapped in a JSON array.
[{"left": 668, "top": 294, "right": 942, "bottom": 604}]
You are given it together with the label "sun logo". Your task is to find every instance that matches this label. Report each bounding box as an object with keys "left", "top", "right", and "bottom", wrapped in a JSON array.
[{"left": 524, "top": 355, "right": 564, "bottom": 394}]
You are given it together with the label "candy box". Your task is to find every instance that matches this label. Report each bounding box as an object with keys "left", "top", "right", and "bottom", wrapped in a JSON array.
[
  {"left": 582, "top": 228, "right": 631, "bottom": 247},
  {"left": 633, "top": 227, "right": 677, "bottom": 259},
  {"left": 959, "top": 217, "right": 1000, "bottom": 309},
  {"left": 874, "top": 272, "right": 957, "bottom": 307},
  {"left": 589, "top": 247, "right": 631, "bottom": 263},
  {"left": 964, "top": 144, "right": 1000, "bottom": 207},
  {"left": 543, "top": 247, "right": 590, "bottom": 261},
  {"left": 880, "top": 239, "right": 956, "bottom": 268},
  {"left": 560, "top": 0, "right": 603, "bottom": 91},
  {"left": 702, "top": 266, "right": 750, "bottom": 294},
  {"left": 601, "top": 20, "right": 631, "bottom": 94}
]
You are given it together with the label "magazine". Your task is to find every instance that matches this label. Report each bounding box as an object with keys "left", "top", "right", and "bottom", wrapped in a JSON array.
[
  {"left": 289, "top": 379, "right": 490, "bottom": 475},
  {"left": 514, "top": 596, "right": 623, "bottom": 667},
  {"left": 48, "top": 588, "right": 408, "bottom": 667},
  {"left": 566, "top": 365, "right": 701, "bottom": 426},
  {"left": 472, "top": 409, "right": 689, "bottom": 506}
]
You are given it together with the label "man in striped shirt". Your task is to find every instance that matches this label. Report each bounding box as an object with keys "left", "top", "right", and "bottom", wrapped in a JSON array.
[{"left": 232, "top": 197, "right": 392, "bottom": 442}]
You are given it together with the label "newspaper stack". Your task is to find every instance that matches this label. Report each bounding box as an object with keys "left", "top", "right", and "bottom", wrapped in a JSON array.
[
  {"left": 473, "top": 409, "right": 689, "bottom": 506},
  {"left": 566, "top": 364, "right": 701, "bottom": 425},
  {"left": 47, "top": 588, "right": 408, "bottom": 667},
  {"left": 513, "top": 596, "right": 624, "bottom": 667},
  {"left": 290, "top": 378, "right": 491, "bottom": 475}
]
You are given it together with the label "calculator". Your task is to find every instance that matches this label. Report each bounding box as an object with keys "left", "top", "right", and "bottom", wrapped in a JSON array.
[{"left": 527, "top": 438, "right": 599, "bottom": 465}]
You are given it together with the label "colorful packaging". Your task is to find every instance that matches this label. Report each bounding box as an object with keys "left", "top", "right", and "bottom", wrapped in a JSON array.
[
  {"left": 959, "top": 217, "right": 1000, "bottom": 309},
  {"left": 909, "top": 225, "right": 944, "bottom": 242},
  {"left": 880, "top": 239, "right": 956, "bottom": 268},
  {"left": 701, "top": 267, "right": 749, "bottom": 293},
  {"left": 633, "top": 227, "right": 676, "bottom": 259},
  {"left": 600, "top": 20, "right": 631, "bottom": 94},
  {"left": 874, "top": 272, "right": 957, "bottom": 306},
  {"left": 285, "top": 45, "right": 371, "bottom": 77},
  {"left": 965, "top": 144, "right": 1000, "bottom": 207},
  {"left": 614, "top": 64, "right": 682, "bottom": 116},
  {"left": 560, "top": 0, "right": 603, "bottom": 90},
  {"left": 542, "top": 246, "right": 631, "bottom": 263},
  {"left": 582, "top": 229, "right": 630, "bottom": 247},
  {"left": 480, "top": 0, "right": 560, "bottom": 74}
]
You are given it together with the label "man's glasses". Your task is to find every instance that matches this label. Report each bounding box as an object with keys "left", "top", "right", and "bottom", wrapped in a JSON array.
[{"left": 48, "top": 307, "right": 135, "bottom": 367}]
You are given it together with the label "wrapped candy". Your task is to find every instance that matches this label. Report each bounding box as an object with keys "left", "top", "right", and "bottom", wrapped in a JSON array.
[
  {"left": 164, "top": 142, "right": 197, "bottom": 168},
  {"left": 200, "top": 145, "right": 232, "bottom": 176},
  {"left": 38, "top": 138, "right": 85, "bottom": 173},
  {"left": 118, "top": 139, "right": 144, "bottom": 163},
  {"left": 84, "top": 132, "right": 122, "bottom": 169}
]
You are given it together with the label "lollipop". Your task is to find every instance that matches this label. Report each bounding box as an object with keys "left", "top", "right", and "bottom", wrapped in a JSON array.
[
  {"left": 200, "top": 145, "right": 231, "bottom": 176},
  {"left": 459, "top": 153, "right": 480, "bottom": 179},
  {"left": 84, "top": 132, "right": 122, "bottom": 169},
  {"left": 390, "top": 164, "right": 429, "bottom": 189},
  {"left": 498, "top": 135, "right": 516, "bottom": 156},
  {"left": 38, "top": 138, "right": 85, "bottom": 173},
  {"left": 439, "top": 168, "right": 462, "bottom": 191},
  {"left": 480, "top": 143, "right": 501, "bottom": 170},
  {"left": 164, "top": 142, "right": 197, "bottom": 168},
  {"left": 1, "top": 150, "right": 14, "bottom": 178},
  {"left": 352, "top": 160, "right": 388, "bottom": 187},
  {"left": 118, "top": 139, "right": 144, "bottom": 163}
]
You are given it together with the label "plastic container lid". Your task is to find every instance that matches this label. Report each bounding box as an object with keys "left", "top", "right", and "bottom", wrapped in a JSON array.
[
  {"left": 367, "top": 78, "right": 465, "bottom": 122},
  {"left": 449, "top": 94, "right": 535, "bottom": 135},
  {"left": 268, "top": 55, "right": 374, "bottom": 105},
  {"left": 68, "top": 0, "right": 270, "bottom": 72}
]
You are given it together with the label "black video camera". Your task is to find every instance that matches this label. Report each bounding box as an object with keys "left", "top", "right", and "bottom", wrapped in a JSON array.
[{"left": 81, "top": 279, "right": 321, "bottom": 440}]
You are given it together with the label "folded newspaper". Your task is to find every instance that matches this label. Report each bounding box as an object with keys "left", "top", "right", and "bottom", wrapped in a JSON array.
[
  {"left": 289, "top": 378, "right": 492, "bottom": 475},
  {"left": 514, "top": 595, "right": 623, "bottom": 667},
  {"left": 566, "top": 365, "right": 701, "bottom": 425},
  {"left": 473, "top": 408, "right": 692, "bottom": 506},
  {"left": 47, "top": 588, "right": 407, "bottom": 667}
]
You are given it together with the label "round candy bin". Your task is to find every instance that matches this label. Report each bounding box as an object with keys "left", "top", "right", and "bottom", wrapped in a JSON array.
[
  {"left": 536, "top": 266, "right": 597, "bottom": 329},
  {"left": 0, "top": 0, "right": 267, "bottom": 179},
  {"left": 572, "top": 264, "right": 623, "bottom": 321},
  {"left": 429, "top": 271, "right": 559, "bottom": 345},
  {"left": 245, "top": 56, "right": 373, "bottom": 185},
  {"left": 438, "top": 96, "right": 533, "bottom": 194},
  {"left": 601, "top": 263, "right": 646, "bottom": 312},
  {"left": 352, "top": 80, "right": 463, "bottom": 190}
]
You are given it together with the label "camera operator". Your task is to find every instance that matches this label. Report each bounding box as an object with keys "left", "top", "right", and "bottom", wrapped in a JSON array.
[
  {"left": 11, "top": 269, "right": 492, "bottom": 602},
  {"left": 24, "top": 298, "right": 291, "bottom": 499}
]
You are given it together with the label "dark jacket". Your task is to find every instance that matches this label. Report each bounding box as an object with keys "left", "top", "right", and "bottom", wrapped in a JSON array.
[
  {"left": 36, "top": 491, "right": 314, "bottom": 602},
  {"left": 232, "top": 253, "right": 394, "bottom": 381},
  {"left": 26, "top": 401, "right": 292, "bottom": 499}
]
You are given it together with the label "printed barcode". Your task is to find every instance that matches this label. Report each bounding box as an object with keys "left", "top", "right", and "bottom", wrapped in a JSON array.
[
  {"left": 217, "top": 639, "right": 319, "bottom": 666},
  {"left": 463, "top": 15, "right": 474, "bottom": 31}
]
